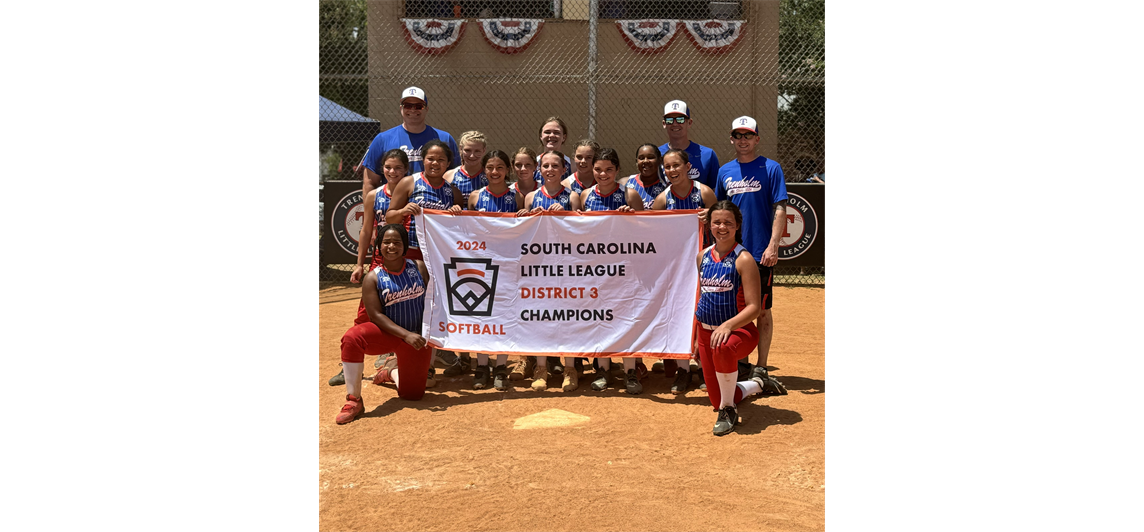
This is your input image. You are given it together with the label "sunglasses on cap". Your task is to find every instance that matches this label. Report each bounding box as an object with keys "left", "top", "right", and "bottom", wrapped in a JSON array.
[
  {"left": 731, "top": 131, "right": 758, "bottom": 139},
  {"left": 401, "top": 102, "right": 425, "bottom": 110},
  {"left": 664, "top": 117, "right": 688, "bottom": 124}
]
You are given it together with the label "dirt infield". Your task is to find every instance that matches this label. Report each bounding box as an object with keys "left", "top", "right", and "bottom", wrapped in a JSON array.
[{"left": 319, "top": 285, "right": 825, "bottom": 532}]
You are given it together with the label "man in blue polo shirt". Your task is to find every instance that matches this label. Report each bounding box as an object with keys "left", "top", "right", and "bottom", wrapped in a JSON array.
[
  {"left": 715, "top": 115, "right": 789, "bottom": 395},
  {"left": 360, "top": 86, "right": 459, "bottom": 195},
  {"left": 659, "top": 100, "right": 720, "bottom": 190}
]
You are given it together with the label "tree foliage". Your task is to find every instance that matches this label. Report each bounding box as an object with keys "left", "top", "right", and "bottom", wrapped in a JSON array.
[
  {"left": 779, "top": 0, "right": 825, "bottom": 82},
  {"left": 777, "top": 0, "right": 825, "bottom": 175},
  {"left": 320, "top": 0, "right": 369, "bottom": 116}
]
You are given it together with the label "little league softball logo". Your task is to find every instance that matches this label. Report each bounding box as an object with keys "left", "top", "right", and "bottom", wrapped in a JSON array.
[
  {"left": 779, "top": 193, "right": 819, "bottom": 259},
  {"left": 443, "top": 258, "right": 500, "bottom": 316},
  {"left": 332, "top": 190, "right": 365, "bottom": 256}
]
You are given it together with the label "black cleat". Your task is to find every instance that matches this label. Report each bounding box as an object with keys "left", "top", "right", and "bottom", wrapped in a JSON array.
[
  {"left": 737, "top": 360, "right": 754, "bottom": 382},
  {"left": 750, "top": 366, "right": 788, "bottom": 396},
  {"left": 328, "top": 368, "right": 345, "bottom": 386},
  {"left": 493, "top": 364, "right": 508, "bottom": 391},
  {"left": 625, "top": 369, "right": 642, "bottom": 395},
  {"left": 671, "top": 369, "right": 690, "bottom": 395},
  {"left": 713, "top": 405, "right": 739, "bottom": 436},
  {"left": 473, "top": 365, "right": 491, "bottom": 389},
  {"left": 590, "top": 371, "right": 608, "bottom": 391}
]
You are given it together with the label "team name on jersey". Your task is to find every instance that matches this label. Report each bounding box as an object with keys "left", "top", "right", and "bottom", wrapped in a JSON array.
[
  {"left": 411, "top": 175, "right": 454, "bottom": 206},
  {"left": 700, "top": 275, "right": 735, "bottom": 293},
  {"left": 416, "top": 196, "right": 450, "bottom": 209},
  {"left": 380, "top": 283, "right": 425, "bottom": 305},
  {"left": 696, "top": 244, "right": 747, "bottom": 326},
  {"left": 401, "top": 145, "right": 422, "bottom": 163},
  {"left": 724, "top": 177, "right": 763, "bottom": 195}
]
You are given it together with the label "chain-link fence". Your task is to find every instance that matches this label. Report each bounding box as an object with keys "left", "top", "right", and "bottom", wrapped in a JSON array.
[{"left": 319, "top": 0, "right": 824, "bottom": 286}]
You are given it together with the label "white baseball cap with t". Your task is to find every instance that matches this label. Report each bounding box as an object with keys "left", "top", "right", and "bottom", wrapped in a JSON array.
[
  {"left": 731, "top": 116, "right": 758, "bottom": 134},
  {"left": 663, "top": 100, "right": 690, "bottom": 118},
  {"left": 400, "top": 86, "right": 427, "bottom": 104}
]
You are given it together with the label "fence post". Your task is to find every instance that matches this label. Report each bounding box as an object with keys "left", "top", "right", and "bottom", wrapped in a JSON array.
[{"left": 587, "top": 0, "right": 598, "bottom": 139}]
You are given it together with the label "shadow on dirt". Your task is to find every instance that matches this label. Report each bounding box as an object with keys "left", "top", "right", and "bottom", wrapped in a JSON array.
[
  {"left": 771, "top": 375, "right": 824, "bottom": 395},
  {"left": 359, "top": 369, "right": 810, "bottom": 432}
]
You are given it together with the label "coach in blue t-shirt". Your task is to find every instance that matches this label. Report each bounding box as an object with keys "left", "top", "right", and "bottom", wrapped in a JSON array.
[
  {"left": 659, "top": 100, "right": 720, "bottom": 190},
  {"left": 360, "top": 86, "right": 459, "bottom": 195},
  {"left": 714, "top": 115, "right": 789, "bottom": 396}
]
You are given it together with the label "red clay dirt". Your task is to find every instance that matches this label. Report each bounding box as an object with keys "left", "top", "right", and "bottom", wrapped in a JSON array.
[{"left": 319, "top": 285, "right": 825, "bottom": 531}]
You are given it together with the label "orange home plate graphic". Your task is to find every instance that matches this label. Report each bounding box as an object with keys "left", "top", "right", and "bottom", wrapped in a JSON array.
[{"left": 512, "top": 409, "right": 591, "bottom": 430}]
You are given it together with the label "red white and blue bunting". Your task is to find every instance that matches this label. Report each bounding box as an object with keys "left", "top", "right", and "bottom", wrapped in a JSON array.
[
  {"left": 399, "top": 17, "right": 743, "bottom": 57},
  {"left": 615, "top": 20, "right": 679, "bottom": 54},
  {"left": 477, "top": 18, "right": 544, "bottom": 54},
  {"left": 681, "top": 20, "right": 745, "bottom": 54},
  {"left": 401, "top": 18, "right": 466, "bottom": 55}
]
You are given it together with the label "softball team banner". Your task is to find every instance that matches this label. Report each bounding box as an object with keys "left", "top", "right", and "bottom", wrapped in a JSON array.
[{"left": 416, "top": 211, "right": 701, "bottom": 359}]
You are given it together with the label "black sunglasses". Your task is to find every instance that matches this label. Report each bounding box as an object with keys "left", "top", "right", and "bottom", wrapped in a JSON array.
[
  {"left": 664, "top": 117, "right": 688, "bottom": 124},
  {"left": 401, "top": 102, "right": 425, "bottom": 110},
  {"left": 731, "top": 131, "right": 757, "bottom": 139}
]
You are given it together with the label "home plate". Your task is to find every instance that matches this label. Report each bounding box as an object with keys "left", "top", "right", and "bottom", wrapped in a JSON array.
[{"left": 513, "top": 409, "right": 590, "bottom": 430}]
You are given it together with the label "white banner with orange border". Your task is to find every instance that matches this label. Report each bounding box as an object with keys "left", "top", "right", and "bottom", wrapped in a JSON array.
[{"left": 416, "top": 210, "right": 701, "bottom": 359}]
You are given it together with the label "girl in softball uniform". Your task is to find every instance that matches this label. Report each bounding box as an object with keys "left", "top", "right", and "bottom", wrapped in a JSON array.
[
  {"left": 695, "top": 201, "right": 771, "bottom": 436},
  {"left": 470, "top": 150, "right": 524, "bottom": 213},
  {"left": 438, "top": 134, "right": 488, "bottom": 376},
  {"left": 336, "top": 224, "right": 434, "bottom": 425},
  {"left": 386, "top": 140, "right": 464, "bottom": 260},
  {"left": 513, "top": 150, "right": 581, "bottom": 391},
  {"left": 521, "top": 150, "right": 581, "bottom": 215},
  {"left": 623, "top": 143, "right": 668, "bottom": 210},
  {"left": 652, "top": 149, "right": 716, "bottom": 213},
  {"left": 436, "top": 132, "right": 489, "bottom": 383},
  {"left": 578, "top": 148, "right": 642, "bottom": 213},
  {"left": 465, "top": 150, "right": 525, "bottom": 391},
  {"left": 444, "top": 130, "right": 489, "bottom": 207},
  {"left": 328, "top": 150, "right": 412, "bottom": 388},
  {"left": 536, "top": 117, "right": 573, "bottom": 182},
  {"left": 651, "top": 148, "right": 717, "bottom": 394},
  {"left": 562, "top": 138, "right": 601, "bottom": 195},
  {"left": 353, "top": 149, "right": 409, "bottom": 285},
  {"left": 384, "top": 140, "right": 462, "bottom": 387},
  {"left": 511, "top": 147, "right": 539, "bottom": 197},
  {"left": 578, "top": 148, "right": 646, "bottom": 394}
]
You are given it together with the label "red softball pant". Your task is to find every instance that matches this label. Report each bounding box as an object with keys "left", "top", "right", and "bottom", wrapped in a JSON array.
[
  {"left": 697, "top": 322, "right": 759, "bottom": 409},
  {"left": 340, "top": 321, "right": 432, "bottom": 401}
]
